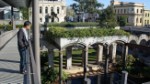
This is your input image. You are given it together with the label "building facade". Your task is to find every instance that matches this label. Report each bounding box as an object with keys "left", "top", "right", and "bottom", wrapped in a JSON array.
[
  {"left": 39, "top": 0, "right": 66, "bottom": 24},
  {"left": 111, "top": 0, "right": 146, "bottom": 27},
  {"left": 144, "top": 10, "right": 150, "bottom": 27}
]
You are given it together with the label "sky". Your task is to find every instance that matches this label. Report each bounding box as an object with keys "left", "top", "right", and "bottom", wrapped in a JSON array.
[{"left": 66, "top": 0, "right": 150, "bottom": 9}]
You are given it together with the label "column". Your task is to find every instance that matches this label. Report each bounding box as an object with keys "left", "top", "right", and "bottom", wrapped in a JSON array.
[
  {"left": 97, "top": 45, "right": 103, "bottom": 64},
  {"left": 121, "top": 71, "right": 128, "bottom": 84},
  {"left": 66, "top": 47, "right": 72, "bottom": 69},
  {"left": 59, "top": 49, "right": 63, "bottom": 84},
  {"left": 111, "top": 43, "right": 117, "bottom": 63},
  {"left": 83, "top": 46, "right": 88, "bottom": 79},
  {"left": 48, "top": 49, "right": 54, "bottom": 68},
  {"left": 122, "top": 45, "right": 128, "bottom": 70},
  {"left": 32, "top": 0, "right": 41, "bottom": 83}
]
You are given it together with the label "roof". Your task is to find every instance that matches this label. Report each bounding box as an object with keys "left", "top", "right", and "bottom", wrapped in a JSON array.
[
  {"left": 0, "top": 0, "right": 31, "bottom": 8},
  {"left": 0, "top": 0, "right": 9, "bottom": 7}
]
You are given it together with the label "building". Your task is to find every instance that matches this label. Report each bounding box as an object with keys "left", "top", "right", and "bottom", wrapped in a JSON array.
[
  {"left": 0, "top": 6, "right": 23, "bottom": 20},
  {"left": 38, "top": 0, "right": 66, "bottom": 24},
  {"left": 143, "top": 10, "right": 150, "bottom": 27},
  {"left": 111, "top": 0, "right": 146, "bottom": 27}
]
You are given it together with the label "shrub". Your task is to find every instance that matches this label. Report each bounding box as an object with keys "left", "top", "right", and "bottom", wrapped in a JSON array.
[
  {"left": 46, "top": 27, "right": 130, "bottom": 39},
  {"left": 42, "top": 67, "right": 68, "bottom": 84},
  {"left": 47, "top": 22, "right": 99, "bottom": 27}
]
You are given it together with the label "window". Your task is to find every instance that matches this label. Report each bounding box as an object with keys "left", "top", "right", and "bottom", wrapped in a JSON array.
[
  {"left": 127, "top": 17, "right": 128, "bottom": 23},
  {"left": 121, "top": 9, "right": 123, "bottom": 14},
  {"left": 136, "top": 18, "right": 138, "bottom": 23},
  {"left": 145, "top": 13, "right": 147, "bottom": 17},
  {"left": 124, "top": 9, "right": 126, "bottom": 14},
  {"left": 57, "top": 7, "right": 60, "bottom": 14},
  {"left": 148, "top": 20, "right": 149, "bottom": 24},
  {"left": 140, "top": 18, "right": 142, "bottom": 23},
  {"left": 148, "top": 13, "right": 150, "bottom": 17},
  {"left": 141, "top": 9, "right": 143, "bottom": 13},
  {"left": 45, "top": 7, "right": 48, "bottom": 13},
  {"left": 40, "top": 7, "right": 42, "bottom": 13},
  {"left": 137, "top": 9, "right": 139, "bottom": 14},
  {"left": 51, "top": 7, "right": 54, "bottom": 13},
  {"left": 40, "top": 18, "right": 42, "bottom": 22}
]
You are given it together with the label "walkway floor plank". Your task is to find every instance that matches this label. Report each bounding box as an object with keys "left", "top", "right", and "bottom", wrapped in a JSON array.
[{"left": 0, "top": 36, "right": 23, "bottom": 83}]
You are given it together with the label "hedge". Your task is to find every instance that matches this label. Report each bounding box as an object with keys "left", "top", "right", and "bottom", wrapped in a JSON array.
[
  {"left": 46, "top": 27, "right": 130, "bottom": 39},
  {"left": 47, "top": 22, "right": 99, "bottom": 27},
  {"left": 0, "top": 24, "right": 23, "bottom": 31}
]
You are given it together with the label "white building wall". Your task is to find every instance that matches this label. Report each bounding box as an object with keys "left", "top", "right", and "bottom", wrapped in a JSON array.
[{"left": 39, "top": 0, "right": 66, "bottom": 24}]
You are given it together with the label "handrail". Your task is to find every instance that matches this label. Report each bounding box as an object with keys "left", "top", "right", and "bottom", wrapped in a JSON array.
[{"left": 24, "top": 40, "right": 40, "bottom": 84}]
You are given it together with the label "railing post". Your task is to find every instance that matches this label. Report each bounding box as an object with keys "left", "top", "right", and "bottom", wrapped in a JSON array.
[
  {"left": 48, "top": 49, "right": 54, "bottom": 68},
  {"left": 121, "top": 71, "right": 128, "bottom": 84},
  {"left": 104, "top": 44, "right": 109, "bottom": 84},
  {"left": 66, "top": 47, "right": 72, "bottom": 69},
  {"left": 32, "top": 0, "right": 41, "bottom": 83},
  {"left": 123, "top": 44, "right": 128, "bottom": 70},
  {"left": 83, "top": 46, "right": 89, "bottom": 84},
  {"left": 59, "top": 49, "right": 63, "bottom": 84}
]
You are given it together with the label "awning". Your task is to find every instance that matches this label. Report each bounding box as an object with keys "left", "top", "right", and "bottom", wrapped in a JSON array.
[
  {"left": 0, "top": 0, "right": 31, "bottom": 7},
  {"left": 0, "top": 0, "right": 9, "bottom": 7}
]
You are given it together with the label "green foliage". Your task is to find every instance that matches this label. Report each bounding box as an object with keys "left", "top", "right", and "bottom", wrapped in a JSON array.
[
  {"left": 47, "top": 22, "right": 99, "bottom": 27},
  {"left": 99, "top": 6, "right": 118, "bottom": 28},
  {"left": 0, "top": 24, "right": 23, "bottom": 31},
  {"left": 42, "top": 67, "right": 68, "bottom": 84},
  {"left": 117, "top": 16, "right": 127, "bottom": 27},
  {"left": 71, "top": 0, "right": 103, "bottom": 22},
  {"left": 126, "top": 54, "right": 136, "bottom": 67},
  {"left": 19, "top": 7, "right": 29, "bottom": 20},
  {"left": 0, "top": 25, "right": 12, "bottom": 31},
  {"left": 46, "top": 27, "right": 129, "bottom": 39}
]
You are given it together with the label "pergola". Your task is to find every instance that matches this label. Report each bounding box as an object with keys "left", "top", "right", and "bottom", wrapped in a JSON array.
[{"left": 0, "top": 0, "right": 41, "bottom": 84}]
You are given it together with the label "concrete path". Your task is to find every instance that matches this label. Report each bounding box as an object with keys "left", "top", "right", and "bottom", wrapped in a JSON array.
[{"left": 0, "top": 36, "right": 23, "bottom": 84}]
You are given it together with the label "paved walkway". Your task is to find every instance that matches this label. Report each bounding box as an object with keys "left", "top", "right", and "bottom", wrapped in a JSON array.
[{"left": 0, "top": 36, "right": 23, "bottom": 83}]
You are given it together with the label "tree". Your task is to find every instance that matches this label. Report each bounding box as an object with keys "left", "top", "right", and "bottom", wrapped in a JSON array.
[
  {"left": 19, "top": 7, "right": 29, "bottom": 20},
  {"left": 99, "top": 6, "right": 118, "bottom": 28},
  {"left": 71, "top": 0, "right": 103, "bottom": 22},
  {"left": 85, "top": 0, "right": 103, "bottom": 21},
  {"left": 117, "top": 16, "right": 127, "bottom": 27}
]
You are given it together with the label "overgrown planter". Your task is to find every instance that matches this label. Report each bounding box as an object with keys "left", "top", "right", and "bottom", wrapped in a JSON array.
[{"left": 46, "top": 27, "right": 129, "bottom": 48}]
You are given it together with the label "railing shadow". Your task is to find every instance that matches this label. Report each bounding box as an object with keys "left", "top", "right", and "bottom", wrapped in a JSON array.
[
  {"left": 0, "top": 68, "right": 20, "bottom": 73},
  {"left": 0, "top": 59, "right": 19, "bottom": 63}
]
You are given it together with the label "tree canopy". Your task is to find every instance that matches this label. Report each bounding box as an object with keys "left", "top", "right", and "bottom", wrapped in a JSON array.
[{"left": 99, "top": 6, "right": 118, "bottom": 28}]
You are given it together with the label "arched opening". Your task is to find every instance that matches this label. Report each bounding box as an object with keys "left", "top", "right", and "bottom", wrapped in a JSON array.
[
  {"left": 61, "top": 43, "right": 86, "bottom": 70},
  {"left": 139, "top": 39, "right": 148, "bottom": 57},
  {"left": 129, "top": 40, "right": 137, "bottom": 56},
  {"left": 109, "top": 40, "right": 126, "bottom": 64}
]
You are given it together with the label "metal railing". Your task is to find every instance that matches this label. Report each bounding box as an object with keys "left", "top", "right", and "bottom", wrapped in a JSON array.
[{"left": 24, "top": 40, "right": 40, "bottom": 84}]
